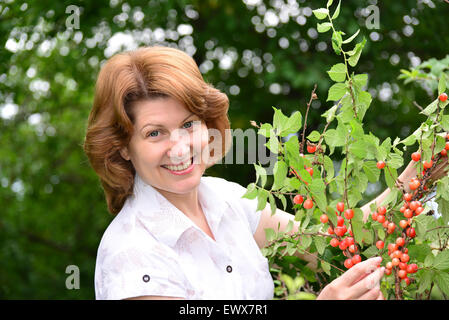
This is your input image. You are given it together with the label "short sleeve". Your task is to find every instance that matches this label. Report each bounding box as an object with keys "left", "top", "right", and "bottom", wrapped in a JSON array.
[
  {"left": 95, "top": 245, "right": 188, "bottom": 300},
  {"left": 221, "top": 179, "right": 264, "bottom": 235}
]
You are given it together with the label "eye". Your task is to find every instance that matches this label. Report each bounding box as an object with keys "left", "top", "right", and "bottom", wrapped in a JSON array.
[
  {"left": 183, "top": 120, "right": 194, "bottom": 129},
  {"left": 146, "top": 130, "right": 159, "bottom": 138}
]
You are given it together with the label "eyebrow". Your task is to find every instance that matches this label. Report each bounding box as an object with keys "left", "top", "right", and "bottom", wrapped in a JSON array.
[{"left": 140, "top": 112, "right": 195, "bottom": 132}]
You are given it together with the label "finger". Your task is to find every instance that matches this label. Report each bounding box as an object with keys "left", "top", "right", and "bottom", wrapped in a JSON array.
[
  {"left": 357, "top": 286, "right": 381, "bottom": 300},
  {"left": 377, "top": 290, "right": 385, "bottom": 300},
  {"left": 350, "top": 266, "right": 385, "bottom": 299},
  {"left": 338, "top": 256, "right": 382, "bottom": 286}
]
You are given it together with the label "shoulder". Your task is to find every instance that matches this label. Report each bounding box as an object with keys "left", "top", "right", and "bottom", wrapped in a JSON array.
[{"left": 201, "top": 175, "right": 248, "bottom": 198}]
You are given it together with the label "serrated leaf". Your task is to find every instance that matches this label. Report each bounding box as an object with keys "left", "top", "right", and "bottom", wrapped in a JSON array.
[
  {"left": 254, "top": 164, "right": 267, "bottom": 188},
  {"left": 420, "top": 99, "right": 438, "bottom": 116},
  {"left": 331, "top": 30, "right": 343, "bottom": 55},
  {"left": 307, "top": 130, "right": 321, "bottom": 142},
  {"left": 434, "top": 250, "right": 449, "bottom": 270},
  {"left": 257, "top": 189, "right": 269, "bottom": 211},
  {"left": 438, "top": 73, "right": 447, "bottom": 95},
  {"left": 342, "top": 29, "right": 360, "bottom": 44},
  {"left": 322, "top": 104, "right": 339, "bottom": 123},
  {"left": 243, "top": 183, "right": 258, "bottom": 199},
  {"left": 282, "top": 111, "right": 302, "bottom": 137},
  {"left": 327, "top": 63, "right": 347, "bottom": 82},
  {"left": 363, "top": 161, "right": 380, "bottom": 183},
  {"left": 312, "top": 8, "right": 329, "bottom": 20},
  {"left": 384, "top": 165, "right": 397, "bottom": 189},
  {"left": 331, "top": 0, "right": 341, "bottom": 19},
  {"left": 265, "top": 227, "right": 276, "bottom": 242},
  {"left": 314, "top": 236, "right": 327, "bottom": 255},
  {"left": 347, "top": 37, "right": 366, "bottom": 67},
  {"left": 349, "top": 140, "right": 368, "bottom": 159},
  {"left": 327, "top": 82, "right": 347, "bottom": 101},
  {"left": 321, "top": 260, "right": 331, "bottom": 275},
  {"left": 258, "top": 123, "right": 272, "bottom": 138},
  {"left": 327, "top": 0, "right": 333, "bottom": 8},
  {"left": 273, "top": 160, "right": 288, "bottom": 190},
  {"left": 362, "top": 245, "right": 379, "bottom": 258},
  {"left": 435, "top": 272, "right": 449, "bottom": 296},
  {"left": 418, "top": 270, "right": 434, "bottom": 293},
  {"left": 317, "top": 22, "right": 332, "bottom": 33}
]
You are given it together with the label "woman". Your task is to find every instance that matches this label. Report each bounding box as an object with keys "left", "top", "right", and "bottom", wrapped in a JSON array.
[{"left": 83, "top": 45, "right": 441, "bottom": 300}]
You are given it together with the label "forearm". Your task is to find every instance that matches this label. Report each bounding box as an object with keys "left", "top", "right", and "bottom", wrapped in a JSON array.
[{"left": 360, "top": 187, "right": 392, "bottom": 223}]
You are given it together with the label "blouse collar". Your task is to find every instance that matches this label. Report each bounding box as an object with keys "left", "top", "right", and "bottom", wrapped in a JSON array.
[{"left": 125, "top": 173, "right": 229, "bottom": 247}]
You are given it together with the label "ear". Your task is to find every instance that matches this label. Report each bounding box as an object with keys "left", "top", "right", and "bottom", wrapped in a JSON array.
[{"left": 119, "top": 147, "right": 131, "bottom": 161}]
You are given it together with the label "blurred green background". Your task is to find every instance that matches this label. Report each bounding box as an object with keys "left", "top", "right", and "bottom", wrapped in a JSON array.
[{"left": 1, "top": 0, "right": 448, "bottom": 299}]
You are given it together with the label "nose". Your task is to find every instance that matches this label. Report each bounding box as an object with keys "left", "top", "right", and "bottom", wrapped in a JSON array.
[{"left": 167, "top": 129, "right": 192, "bottom": 162}]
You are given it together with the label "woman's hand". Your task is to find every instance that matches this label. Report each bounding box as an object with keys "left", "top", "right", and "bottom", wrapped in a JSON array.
[{"left": 317, "top": 257, "right": 385, "bottom": 300}]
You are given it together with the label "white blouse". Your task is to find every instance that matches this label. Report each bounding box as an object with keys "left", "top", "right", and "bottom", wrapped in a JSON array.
[{"left": 94, "top": 173, "right": 274, "bottom": 300}]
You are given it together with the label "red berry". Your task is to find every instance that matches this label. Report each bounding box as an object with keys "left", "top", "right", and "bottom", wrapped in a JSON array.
[
  {"left": 352, "top": 254, "right": 362, "bottom": 265},
  {"left": 376, "top": 240, "right": 384, "bottom": 249},
  {"left": 348, "top": 244, "right": 356, "bottom": 253},
  {"left": 403, "top": 193, "right": 413, "bottom": 202},
  {"left": 328, "top": 226, "right": 334, "bottom": 235},
  {"left": 371, "top": 211, "right": 379, "bottom": 221},
  {"left": 396, "top": 237, "right": 405, "bottom": 247},
  {"left": 401, "top": 253, "right": 410, "bottom": 263},
  {"left": 404, "top": 209, "right": 413, "bottom": 219},
  {"left": 411, "top": 152, "right": 421, "bottom": 162},
  {"left": 403, "top": 277, "right": 411, "bottom": 286},
  {"left": 337, "top": 215, "right": 345, "bottom": 227},
  {"left": 344, "top": 209, "right": 354, "bottom": 220},
  {"left": 377, "top": 206, "right": 387, "bottom": 215},
  {"left": 407, "top": 263, "right": 418, "bottom": 274},
  {"left": 344, "top": 258, "right": 354, "bottom": 269},
  {"left": 415, "top": 206, "right": 424, "bottom": 216},
  {"left": 307, "top": 144, "right": 317, "bottom": 153},
  {"left": 293, "top": 194, "right": 304, "bottom": 205},
  {"left": 409, "top": 179, "right": 420, "bottom": 191},
  {"left": 409, "top": 201, "right": 420, "bottom": 211},
  {"left": 407, "top": 227, "right": 416, "bottom": 238},
  {"left": 303, "top": 199, "right": 314, "bottom": 209},
  {"left": 320, "top": 214, "right": 329, "bottom": 224},
  {"left": 385, "top": 268, "right": 392, "bottom": 275},
  {"left": 306, "top": 167, "right": 314, "bottom": 176},
  {"left": 336, "top": 202, "right": 345, "bottom": 212},
  {"left": 339, "top": 240, "right": 348, "bottom": 250},
  {"left": 335, "top": 226, "right": 347, "bottom": 237},
  {"left": 439, "top": 92, "right": 448, "bottom": 102},
  {"left": 398, "top": 269, "right": 407, "bottom": 279},
  {"left": 423, "top": 160, "right": 433, "bottom": 169},
  {"left": 330, "top": 238, "right": 340, "bottom": 247},
  {"left": 387, "top": 222, "right": 396, "bottom": 234},
  {"left": 377, "top": 215, "right": 386, "bottom": 223},
  {"left": 399, "top": 220, "right": 408, "bottom": 229},
  {"left": 377, "top": 161, "right": 386, "bottom": 169},
  {"left": 441, "top": 149, "right": 447, "bottom": 156}
]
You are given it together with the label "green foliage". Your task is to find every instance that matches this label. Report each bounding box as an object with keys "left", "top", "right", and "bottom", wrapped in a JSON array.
[{"left": 249, "top": 1, "right": 449, "bottom": 300}]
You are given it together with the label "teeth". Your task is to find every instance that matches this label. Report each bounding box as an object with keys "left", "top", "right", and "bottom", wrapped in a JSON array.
[{"left": 163, "top": 157, "right": 193, "bottom": 171}]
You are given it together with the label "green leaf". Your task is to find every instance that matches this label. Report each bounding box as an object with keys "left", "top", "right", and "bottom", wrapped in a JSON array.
[
  {"left": 273, "top": 107, "right": 288, "bottom": 134},
  {"left": 438, "top": 73, "right": 447, "bottom": 95},
  {"left": 321, "top": 260, "right": 331, "bottom": 276},
  {"left": 257, "top": 189, "right": 269, "bottom": 211},
  {"left": 347, "top": 37, "right": 366, "bottom": 67},
  {"left": 384, "top": 165, "right": 397, "bottom": 189},
  {"left": 273, "top": 160, "right": 288, "bottom": 190},
  {"left": 327, "top": 63, "right": 347, "bottom": 82},
  {"left": 342, "top": 29, "right": 360, "bottom": 44},
  {"left": 323, "top": 156, "right": 335, "bottom": 181},
  {"left": 435, "top": 272, "right": 449, "bottom": 296},
  {"left": 282, "top": 111, "right": 302, "bottom": 137},
  {"left": 276, "top": 193, "right": 287, "bottom": 211},
  {"left": 434, "top": 250, "right": 449, "bottom": 271},
  {"left": 307, "top": 130, "right": 321, "bottom": 142},
  {"left": 331, "top": 30, "right": 343, "bottom": 55},
  {"left": 322, "top": 105, "right": 338, "bottom": 124},
  {"left": 420, "top": 99, "right": 438, "bottom": 116},
  {"left": 441, "top": 115, "right": 449, "bottom": 132},
  {"left": 418, "top": 270, "right": 434, "bottom": 294},
  {"left": 387, "top": 152, "right": 404, "bottom": 169},
  {"left": 309, "top": 179, "right": 327, "bottom": 212},
  {"left": 331, "top": 0, "right": 341, "bottom": 19},
  {"left": 363, "top": 161, "right": 380, "bottom": 183},
  {"left": 242, "top": 183, "right": 258, "bottom": 199},
  {"left": 266, "top": 136, "right": 279, "bottom": 154},
  {"left": 268, "top": 193, "right": 277, "bottom": 215},
  {"left": 327, "top": 82, "right": 347, "bottom": 101},
  {"left": 407, "top": 244, "right": 431, "bottom": 262},
  {"left": 349, "top": 140, "right": 368, "bottom": 159},
  {"left": 312, "top": 8, "right": 329, "bottom": 20},
  {"left": 326, "top": 0, "right": 333, "bottom": 8},
  {"left": 314, "top": 236, "right": 327, "bottom": 255},
  {"left": 317, "top": 22, "right": 332, "bottom": 33},
  {"left": 254, "top": 163, "right": 267, "bottom": 188},
  {"left": 265, "top": 227, "right": 276, "bottom": 242},
  {"left": 258, "top": 123, "right": 272, "bottom": 138},
  {"left": 362, "top": 245, "right": 379, "bottom": 258}
]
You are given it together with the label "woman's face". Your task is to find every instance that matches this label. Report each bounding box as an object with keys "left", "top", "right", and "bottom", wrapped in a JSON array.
[{"left": 121, "top": 97, "right": 211, "bottom": 194}]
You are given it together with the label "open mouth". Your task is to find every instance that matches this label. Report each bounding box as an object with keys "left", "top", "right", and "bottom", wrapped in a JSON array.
[{"left": 161, "top": 156, "right": 194, "bottom": 172}]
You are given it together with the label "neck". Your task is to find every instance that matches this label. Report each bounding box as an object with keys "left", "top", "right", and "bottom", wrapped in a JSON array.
[{"left": 155, "top": 186, "right": 202, "bottom": 219}]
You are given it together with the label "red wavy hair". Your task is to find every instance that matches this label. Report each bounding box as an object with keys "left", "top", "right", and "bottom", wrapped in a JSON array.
[{"left": 83, "top": 45, "right": 231, "bottom": 215}]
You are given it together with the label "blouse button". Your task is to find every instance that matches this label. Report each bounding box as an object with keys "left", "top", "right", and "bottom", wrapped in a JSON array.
[
  {"left": 142, "top": 274, "right": 150, "bottom": 283},
  {"left": 226, "top": 265, "right": 233, "bottom": 273}
]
